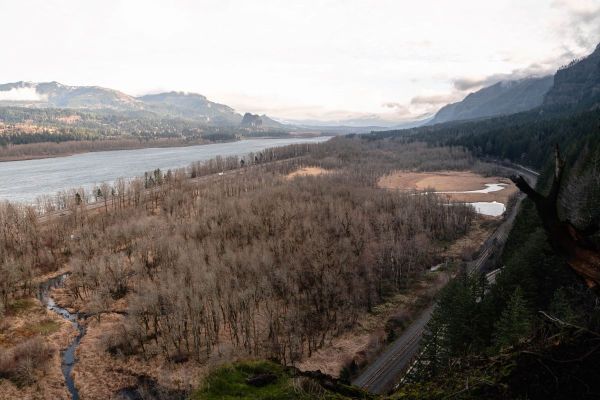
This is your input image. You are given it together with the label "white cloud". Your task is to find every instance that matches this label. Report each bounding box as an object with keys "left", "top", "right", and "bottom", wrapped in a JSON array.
[
  {"left": 0, "top": 1, "right": 598, "bottom": 121},
  {"left": 0, "top": 87, "right": 47, "bottom": 102}
]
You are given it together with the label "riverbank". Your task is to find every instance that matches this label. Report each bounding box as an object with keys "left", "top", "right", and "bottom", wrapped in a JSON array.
[
  {"left": 0, "top": 275, "right": 78, "bottom": 400},
  {"left": 0, "top": 138, "right": 223, "bottom": 162},
  {"left": 0, "top": 136, "right": 331, "bottom": 203},
  {"left": 0, "top": 134, "right": 329, "bottom": 163}
]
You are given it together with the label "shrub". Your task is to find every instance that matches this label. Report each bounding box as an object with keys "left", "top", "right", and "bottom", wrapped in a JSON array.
[
  {"left": 101, "top": 324, "right": 138, "bottom": 357},
  {"left": 0, "top": 336, "right": 54, "bottom": 386}
]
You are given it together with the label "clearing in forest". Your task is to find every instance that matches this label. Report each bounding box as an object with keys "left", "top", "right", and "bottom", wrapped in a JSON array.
[
  {"left": 378, "top": 170, "right": 518, "bottom": 204},
  {"left": 285, "top": 166, "right": 330, "bottom": 179}
]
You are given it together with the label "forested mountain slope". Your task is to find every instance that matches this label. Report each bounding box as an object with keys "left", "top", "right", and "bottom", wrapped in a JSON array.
[
  {"left": 375, "top": 41, "right": 600, "bottom": 170},
  {"left": 544, "top": 44, "right": 600, "bottom": 107},
  {"left": 0, "top": 81, "right": 143, "bottom": 111},
  {"left": 363, "top": 42, "right": 600, "bottom": 400},
  {"left": 0, "top": 81, "right": 285, "bottom": 130},
  {"left": 136, "top": 91, "right": 242, "bottom": 124},
  {"left": 428, "top": 76, "right": 553, "bottom": 125}
]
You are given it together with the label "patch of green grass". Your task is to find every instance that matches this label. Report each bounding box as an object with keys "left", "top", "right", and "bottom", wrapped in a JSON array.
[
  {"left": 192, "top": 360, "right": 300, "bottom": 400},
  {"left": 27, "top": 319, "right": 61, "bottom": 336},
  {"left": 192, "top": 360, "right": 351, "bottom": 400},
  {"left": 6, "top": 298, "right": 36, "bottom": 316}
]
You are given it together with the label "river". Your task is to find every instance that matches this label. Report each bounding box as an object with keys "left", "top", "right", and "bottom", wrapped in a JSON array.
[
  {"left": 37, "top": 274, "right": 84, "bottom": 400},
  {"left": 0, "top": 137, "right": 330, "bottom": 203}
]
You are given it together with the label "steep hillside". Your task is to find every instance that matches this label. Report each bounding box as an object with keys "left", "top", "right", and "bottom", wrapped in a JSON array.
[
  {"left": 429, "top": 76, "right": 553, "bottom": 125},
  {"left": 0, "top": 81, "right": 143, "bottom": 110},
  {"left": 137, "top": 91, "right": 242, "bottom": 125},
  {"left": 0, "top": 82, "right": 284, "bottom": 128},
  {"left": 368, "top": 43, "right": 600, "bottom": 399},
  {"left": 544, "top": 44, "right": 600, "bottom": 107}
]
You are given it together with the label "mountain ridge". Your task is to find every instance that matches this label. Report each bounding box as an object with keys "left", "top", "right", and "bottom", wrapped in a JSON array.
[
  {"left": 0, "top": 81, "right": 258, "bottom": 127},
  {"left": 0, "top": 81, "right": 144, "bottom": 110},
  {"left": 428, "top": 75, "right": 554, "bottom": 125},
  {"left": 543, "top": 44, "right": 600, "bottom": 107}
]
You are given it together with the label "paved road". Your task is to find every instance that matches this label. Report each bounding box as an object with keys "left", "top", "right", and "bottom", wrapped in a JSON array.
[{"left": 352, "top": 165, "right": 538, "bottom": 395}]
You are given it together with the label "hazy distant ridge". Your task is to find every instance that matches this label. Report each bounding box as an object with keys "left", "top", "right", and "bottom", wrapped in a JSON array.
[
  {"left": 428, "top": 76, "right": 554, "bottom": 125},
  {"left": 0, "top": 82, "right": 264, "bottom": 127}
]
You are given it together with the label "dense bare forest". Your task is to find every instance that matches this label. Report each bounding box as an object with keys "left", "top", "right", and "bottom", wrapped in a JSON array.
[{"left": 1, "top": 137, "right": 481, "bottom": 390}]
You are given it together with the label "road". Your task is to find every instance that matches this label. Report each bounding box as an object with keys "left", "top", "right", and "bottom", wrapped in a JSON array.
[
  {"left": 352, "top": 165, "right": 538, "bottom": 395},
  {"left": 352, "top": 306, "right": 434, "bottom": 394}
]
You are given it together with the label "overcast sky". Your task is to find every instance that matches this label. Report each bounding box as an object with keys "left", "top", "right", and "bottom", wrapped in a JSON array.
[{"left": 1, "top": 0, "right": 599, "bottom": 122}]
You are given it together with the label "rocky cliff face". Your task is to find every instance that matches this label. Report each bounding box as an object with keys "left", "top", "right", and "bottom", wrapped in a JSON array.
[
  {"left": 543, "top": 44, "right": 600, "bottom": 107},
  {"left": 241, "top": 112, "right": 263, "bottom": 127},
  {"left": 240, "top": 112, "right": 284, "bottom": 129}
]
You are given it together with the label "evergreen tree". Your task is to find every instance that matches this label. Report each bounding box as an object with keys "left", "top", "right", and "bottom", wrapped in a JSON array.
[
  {"left": 494, "top": 287, "right": 531, "bottom": 348},
  {"left": 548, "top": 287, "right": 580, "bottom": 326},
  {"left": 413, "top": 273, "right": 486, "bottom": 379}
]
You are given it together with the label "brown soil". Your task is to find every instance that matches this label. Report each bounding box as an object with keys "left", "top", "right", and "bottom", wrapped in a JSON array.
[
  {"left": 0, "top": 295, "right": 78, "bottom": 400},
  {"left": 378, "top": 170, "right": 518, "bottom": 204},
  {"left": 56, "top": 115, "right": 81, "bottom": 124},
  {"left": 73, "top": 313, "right": 205, "bottom": 400},
  {"left": 286, "top": 167, "right": 330, "bottom": 179}
]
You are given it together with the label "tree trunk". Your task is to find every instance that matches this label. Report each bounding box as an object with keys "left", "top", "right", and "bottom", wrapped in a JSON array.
[{"left": 511, "top": 145, "right": 600, "bottom": 288}]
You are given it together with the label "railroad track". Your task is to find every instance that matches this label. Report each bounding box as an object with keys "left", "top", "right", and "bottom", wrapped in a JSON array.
[
  {"left": 352, "top": 307, "right": 434, "bottom": 394},
  {"left": 352, "top": 164, "right": 539, "bottom": 394}
]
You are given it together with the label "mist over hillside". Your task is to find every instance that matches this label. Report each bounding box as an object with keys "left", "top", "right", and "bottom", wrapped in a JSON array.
[{"left": 427, "top": 76, "right": 554, "bottom": 125}]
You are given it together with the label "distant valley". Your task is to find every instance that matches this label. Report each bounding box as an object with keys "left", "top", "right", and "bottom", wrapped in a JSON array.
[{"left": 1, "top": 44, "right": 599, "bottom": 161}]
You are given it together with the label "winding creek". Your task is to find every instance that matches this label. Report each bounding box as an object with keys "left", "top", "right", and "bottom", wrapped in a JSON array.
[{"left": 37, "top": 274, "right": 84, "bottom": 400}]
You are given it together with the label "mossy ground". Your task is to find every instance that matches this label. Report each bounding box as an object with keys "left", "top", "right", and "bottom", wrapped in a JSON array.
[
  {"left": 5, "top": 298, "right": 36, "bottom": 316},
  {"left": 25, "top": 318, "right": 61, "bottom": 336},
  {"left": 192, "top": 360, "right": 365, "bottom": 400}
]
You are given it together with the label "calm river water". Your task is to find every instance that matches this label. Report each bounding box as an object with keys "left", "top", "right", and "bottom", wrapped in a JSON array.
[{"left": 0, "top": 137, "right": 330, "bottom": 203}]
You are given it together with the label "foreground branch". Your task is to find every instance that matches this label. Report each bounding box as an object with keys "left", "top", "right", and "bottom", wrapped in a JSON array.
[{"left": 511, "top": 145, "right": 600, "bottom": 288}]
